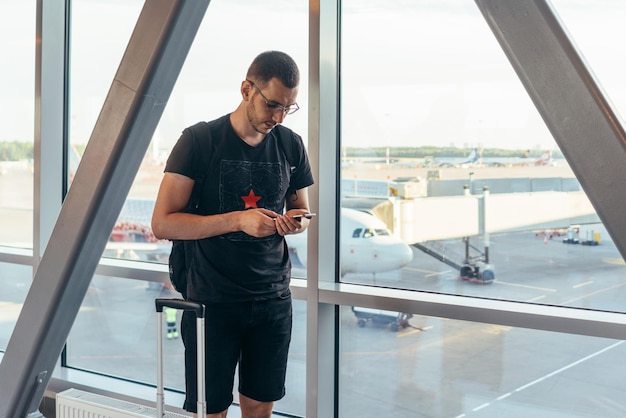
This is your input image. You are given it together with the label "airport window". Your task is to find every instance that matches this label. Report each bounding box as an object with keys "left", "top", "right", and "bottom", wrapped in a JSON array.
[
  {"left": 69, "top": 0, "right": 310, "bottom": 275},
  {"left": 5, "top": 0, "right": 626, "bottom": 416},
  {"left": 0, "top": 3, "right": 35, "bottom": 249},
  {"left": 63, "top": 1, "right": 308, "bottom": 415},
  {"left": 340, "top": 304, "right": 626, "bottom": 417},
  {"left": 0, "top": 263, "right": 32, "bottom": 352},
  {"left": 68, "top": 0, "right": 144, "bottom": 262},
  {"left": 340, "top": 0, "right": 626, "bottom": 313},
  {"left": 66, "top": 275, "right": 308, "bottom": 417},
  {"left": 551, "top": 0, "right": 626, "bottom": 117}
]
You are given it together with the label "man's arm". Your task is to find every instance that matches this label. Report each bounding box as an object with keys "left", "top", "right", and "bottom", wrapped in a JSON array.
[{"left": 151, "top": 172, "right": 279, "bottom": 240}]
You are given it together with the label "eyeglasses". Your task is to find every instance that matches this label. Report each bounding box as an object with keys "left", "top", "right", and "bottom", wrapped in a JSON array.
[{"left": 246, "top": 79, "right": 299, "bottom": 115}]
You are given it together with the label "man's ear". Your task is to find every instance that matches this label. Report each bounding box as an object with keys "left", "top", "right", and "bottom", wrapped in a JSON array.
[{"left": 241, "top": 80, "right": 252, "bottom": 101}]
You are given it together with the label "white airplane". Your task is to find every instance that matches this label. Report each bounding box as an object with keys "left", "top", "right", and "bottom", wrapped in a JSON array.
[
  {"left": 533, "top": 149, "right": 555, "bottom": 166},
  {"left": 432, "top": 148, "right": 481, "bottom": 168},
  {"left": 431, "top": 148, "right": 559, "bottom": 168},
  {"left": 285, "top": 207, "right": 414, "bottom": 276},
  {"left": 106, "top": 200, "right": 414, "bottom": 277},
  {"left": 479, "top": 149, "right": 557, "bottom": 167}
]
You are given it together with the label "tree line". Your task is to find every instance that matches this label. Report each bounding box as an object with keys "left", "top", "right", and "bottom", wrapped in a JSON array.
[
  {"left": 345, "top": 146, "right": 561, "bottom": 159},
  {"left": 0, "top": 141, "right": 34, "bottom": 161},
  {"left": 0, "top": 140, "right": 560, "bottom": 161}
]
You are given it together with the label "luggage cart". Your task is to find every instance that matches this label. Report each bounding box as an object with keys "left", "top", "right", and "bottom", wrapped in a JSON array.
[{"left": 351, "top": 307, "right": 412, "bottom": 332}]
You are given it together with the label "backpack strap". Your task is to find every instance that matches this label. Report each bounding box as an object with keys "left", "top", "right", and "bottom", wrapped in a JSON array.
[
  {"left": 274, "top": 126, "right": 299, "bottom": 193},
  {"left": 186, "top": 122, "right": 211, "bottom": 212}
]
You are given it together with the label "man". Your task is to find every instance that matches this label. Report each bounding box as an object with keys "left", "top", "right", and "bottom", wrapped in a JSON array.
[{"left": 151, "top": 51, "right": 314, "bottom": 417}]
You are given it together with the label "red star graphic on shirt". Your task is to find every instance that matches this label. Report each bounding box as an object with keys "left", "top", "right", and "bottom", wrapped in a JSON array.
[{"left": 241, "top": 189, "right": 261, "bottom": 209}]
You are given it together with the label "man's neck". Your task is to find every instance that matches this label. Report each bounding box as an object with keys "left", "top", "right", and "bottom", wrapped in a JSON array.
[{"left": 230, "top": 106, "right": 265, "bottom": 147}]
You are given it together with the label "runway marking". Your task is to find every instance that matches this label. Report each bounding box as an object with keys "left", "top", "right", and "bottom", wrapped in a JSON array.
[
  {"left": 573, "top": 280, "right": 594, "bottom": 289},
  {"left": 404, "top": 267, "right": 438, "bottom": 273},
  {"left": 397, "top": 325, "right": 433, "bottom": 338},
  {"left": 562, "top": 281, "right": 626, "bottom": 305},
  {"left": 425, "top": 271, "right": 453, "bottom": 278},
  {"left": 526, "top": 295, "right": 547, "bottom": 303},
  {"left": 472, "top": 402, "right": 490, "bottom": 412},
  {"left": 455, "top": 341, "right": 624, "bottom": 417},
  {"left": 483, "top": 325, "right": 511, "bottom": 335},
  {"left": 603, "top": 257, "right": 626, "bottom": 265},
  {"left": 404, "top": 267, "right": 452, "bottom": 278},
  {"left": 516, "top": 340, "right": 624, "bottom": 391},
  {"left": 493, "top": 280, "right": 556, "bottom": 292}
]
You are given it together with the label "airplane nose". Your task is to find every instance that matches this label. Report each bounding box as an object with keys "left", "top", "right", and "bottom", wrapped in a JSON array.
[
  {"left": 378, "top": 242, "right": 413, "bottom": 270},
  {"left": 395, "top": 243, "right": 414, "bottom": 266}
]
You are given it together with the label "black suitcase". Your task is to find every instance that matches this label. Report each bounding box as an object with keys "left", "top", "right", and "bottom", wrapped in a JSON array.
[{"left": 155, "top": 298, "right": 206, "bottom": 417}]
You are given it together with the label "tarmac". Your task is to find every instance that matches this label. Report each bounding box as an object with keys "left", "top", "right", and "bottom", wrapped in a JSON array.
[{"left": 342, "top": 160, "right": 575, "bottom": 182}]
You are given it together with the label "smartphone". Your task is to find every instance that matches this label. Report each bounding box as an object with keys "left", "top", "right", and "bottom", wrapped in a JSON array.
[{"left": 293, "top": 213, "right": 316, "bottom": 221}]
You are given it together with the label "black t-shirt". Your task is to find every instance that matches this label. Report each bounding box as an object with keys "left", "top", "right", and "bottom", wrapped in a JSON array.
[{"left": 165, "top": 114, "right": 314, "bottom": 302}]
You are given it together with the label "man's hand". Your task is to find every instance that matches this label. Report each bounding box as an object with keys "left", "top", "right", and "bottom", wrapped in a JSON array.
[
  {"left": 274, "top": 210, "right": 312, "bottom": 236},
  {"left": 238, "top": 208, "right": 280, "bottom": 237}
]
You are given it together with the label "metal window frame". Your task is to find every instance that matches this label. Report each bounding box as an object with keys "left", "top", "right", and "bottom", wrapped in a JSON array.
[{"left": 1, "top": 0, "right": 626, "bottom": 417}]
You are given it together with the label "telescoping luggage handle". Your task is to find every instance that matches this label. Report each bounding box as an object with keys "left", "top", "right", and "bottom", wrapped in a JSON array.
[{"left": 155, "top": 298, "right": 206, "bottom": 417}]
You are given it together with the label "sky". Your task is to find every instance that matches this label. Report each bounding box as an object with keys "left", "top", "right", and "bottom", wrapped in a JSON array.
[{"left": 2, "top": 0, "right": 626, "bottom": 152}]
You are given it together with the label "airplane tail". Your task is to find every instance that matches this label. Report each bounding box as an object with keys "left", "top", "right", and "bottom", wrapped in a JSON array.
[
  {"left": 463, "top": 148, "right": 480, "bottom": 165},
  {"left": 535, "top": 150, "right": 553, "bottom": 165}
]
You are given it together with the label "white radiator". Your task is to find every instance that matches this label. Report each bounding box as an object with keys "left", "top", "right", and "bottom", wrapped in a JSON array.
[{"left": 56, "top": 388, "right": 189, "bottom": 418}]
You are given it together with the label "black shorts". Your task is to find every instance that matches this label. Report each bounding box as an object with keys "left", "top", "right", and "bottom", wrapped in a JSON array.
[{"left": 181, "top": 295, "right": 292, "bottom": 414}]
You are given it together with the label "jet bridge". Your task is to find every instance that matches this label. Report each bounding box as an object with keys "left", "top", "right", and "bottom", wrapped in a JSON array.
[{"left": 345, "top": 185, "right": 599, "bottom": 284}]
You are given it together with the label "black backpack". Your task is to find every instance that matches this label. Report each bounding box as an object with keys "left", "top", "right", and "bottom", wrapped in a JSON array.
[{"left": 168, "top": 122, "right": 297, "bottom": 298}]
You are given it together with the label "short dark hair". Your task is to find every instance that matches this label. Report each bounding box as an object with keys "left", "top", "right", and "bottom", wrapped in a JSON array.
[{"left": 246, "top": 51, "right": 300, "bottom": 89}]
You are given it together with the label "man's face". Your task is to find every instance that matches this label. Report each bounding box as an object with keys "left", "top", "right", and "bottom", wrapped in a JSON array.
[{"left": 246, "top": 78, "right": 299, "bottom": 135}]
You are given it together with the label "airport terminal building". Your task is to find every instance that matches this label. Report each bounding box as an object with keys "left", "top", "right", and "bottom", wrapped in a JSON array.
[{"left": 2, "top": 1, "right": 626, "bottom": 417}]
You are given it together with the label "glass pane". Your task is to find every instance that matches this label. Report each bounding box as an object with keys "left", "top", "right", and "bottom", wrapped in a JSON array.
[
  {"left": 67, "top": 278, "right": 306, "bottom": 416},
  {"left": 67, "top": 2, "right": 308, "bottom": 413},
  {"left": 341, "top": 305, "right": 626, "bottom": 417},
  {"left": 0, "top": 2, "right": 35, "bottom": 248},
  {"left": 69, "top": 0, "right": 143, "bottom": 156},
  {"left": 340, "top": 0, "right": 626, "bottom": 311},
  {"left": 66, "top": 276, "right": 162, "bottom": 385},
  {"left": 0, "top": 262, "right": 33, "bottom": 351},
  {"left": 70, "top": 1, "right": 310, "bottom": 280},
  {"left": 551, "top": 0, "right": 626, "bottom": 118},
  {"left": 68, "top": 0, "right": 157, "bottom": 261}
]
